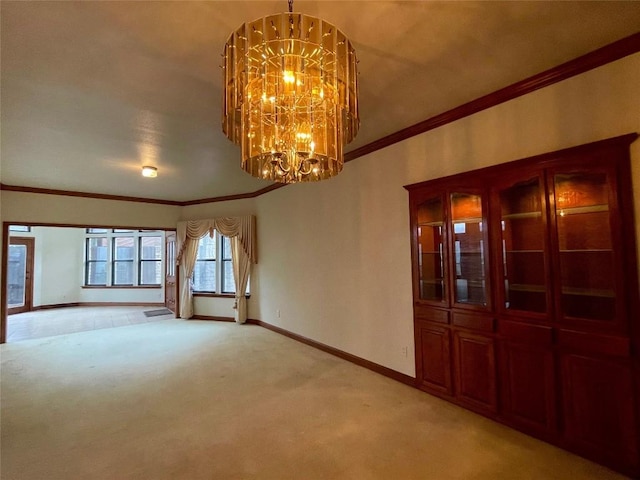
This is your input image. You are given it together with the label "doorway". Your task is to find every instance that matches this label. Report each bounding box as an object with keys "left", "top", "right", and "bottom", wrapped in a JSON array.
[
  {"left": 7, "top": 237, "right": 34, "bottom": 315},
  {"left": 165, "top": 231, "right": 178, "bottom": 314},
  {"left": 2, "top": 224, "right": 177, "bottom": 343}
]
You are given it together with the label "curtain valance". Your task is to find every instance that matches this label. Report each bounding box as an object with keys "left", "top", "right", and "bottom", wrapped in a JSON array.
[{"left": 176, "top": 216, "right": 257, "bottom": 265}]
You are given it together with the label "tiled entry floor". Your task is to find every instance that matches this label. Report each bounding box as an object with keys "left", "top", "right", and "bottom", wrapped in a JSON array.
[{"left": 6, "top": 306, "right": 176, "bottom": 342}]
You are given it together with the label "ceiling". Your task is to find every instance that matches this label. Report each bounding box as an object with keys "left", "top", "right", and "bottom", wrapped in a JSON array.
[{"left": 1, "top": 1, "right": 639, "bottom": 202}]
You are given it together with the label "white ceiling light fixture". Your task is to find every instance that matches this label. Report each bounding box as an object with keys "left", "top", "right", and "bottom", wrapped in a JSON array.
[
  {"left": 222, "top": 0, "right": 360, "bottom": 183},
  {"left": 141, "top": 166, "right": 158, "bottom": 178}
]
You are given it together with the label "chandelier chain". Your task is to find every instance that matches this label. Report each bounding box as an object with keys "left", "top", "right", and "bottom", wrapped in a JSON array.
[{"left": 288, "top": 0, "right": 293, "bottom": 13}]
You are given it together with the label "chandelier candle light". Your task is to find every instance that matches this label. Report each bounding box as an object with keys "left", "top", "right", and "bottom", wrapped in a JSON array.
[{"left": 222, "top": 0, "right": 359, "bottom": 183}]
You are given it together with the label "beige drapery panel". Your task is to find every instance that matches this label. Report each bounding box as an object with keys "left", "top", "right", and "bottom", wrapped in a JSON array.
[
  {"left": 176, "top": 216, "right": 256, "bottom": 321},
  {"left": 230, "top": 236, "right": 251, "bottom": 323}
]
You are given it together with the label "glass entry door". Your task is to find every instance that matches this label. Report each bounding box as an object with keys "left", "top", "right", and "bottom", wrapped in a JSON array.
[{"left": 7, "top": 237, "right": 35, "bottom": 315}]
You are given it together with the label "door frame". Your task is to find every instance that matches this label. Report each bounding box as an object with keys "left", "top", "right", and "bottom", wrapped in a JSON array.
[
  {"left": 7, "top": 237, "right": 35, "bottom": 315},
  {"left": 164, "top": 231, "right": 179, "bottom": 315}
]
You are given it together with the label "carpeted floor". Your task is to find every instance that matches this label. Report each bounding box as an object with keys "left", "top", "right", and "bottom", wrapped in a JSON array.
[{"left": 0, "top": 320, "right": 630, "bottom": 479}]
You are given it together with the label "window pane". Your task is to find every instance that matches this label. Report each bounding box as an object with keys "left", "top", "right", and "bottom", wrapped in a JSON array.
[
  {"left": 9, "top": 225, "right": 30, "bottom": 232},
  {"left": 87, "top": 261, "right": 107, "bottom": 285},
  {"left": 140, "top": 260, "right": 161, "bottom": 285},
  {"left": 87, "top": 237, "right": 108, "bottom": 260},
  {"left": 193, "top": 261, "right": 216, "bottom": 292},
  {"left": 141, "top": 237, "right": 162, "bottom": 259},
  {"left": 222, "top": 260, "right": 235, "bottom": 293},
  {"left": 197, "top": 235, "right": 216, "bottom": 259},
  {"left": 113, "top": 261, "right": 134, "bottom": 285},
  {"left": 7, "top": 245, "right": 27, "bottom": 307},
  {"left": 223, "top": 236, "right": 232, "bottom": 259},
  {"left": 87, "top": 228, "right": 109, "bottom": 233},
  {"left": 114, "top": 237, "right": 135, "bottom": 260},
  {"left": 113, "top": 229, "right": 134, "bottom": 233}
]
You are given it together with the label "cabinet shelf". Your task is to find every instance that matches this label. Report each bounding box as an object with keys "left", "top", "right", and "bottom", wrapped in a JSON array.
[
  {"left": 557, "top": 204, "right": 608, "bottom": 216},
  {"left": 561, "top": 287, "right": 614, "bottom": 298},
  {"left": 559, "top": 249, "right": 612, "bottom": 253},
  {"left": 502, "top": 211, "right": 542, "bottom": 220},
  {"left": 453, "top": 217, "right": 482, "bottom": 224},
  {"left": 508, "top": 284, "right": 546, "bottom": 293},
  {"left": 418, "top": 221, "right": 444, "bottom": 227}
]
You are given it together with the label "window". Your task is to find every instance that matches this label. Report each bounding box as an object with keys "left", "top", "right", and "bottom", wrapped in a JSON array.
[
  {"left": 9, "top": 225, "right": 31, "bottom": 232},
  {"left": 86, "top": 237, "right": 108, "bottom": 285},
  {"left": 84, "top": 230, "right": 164, "bottom": 287},
  {"left": 193, "top": 234, "right": 216, "bottom": 292},
  {"left": 113, "top": 236, "right": 135, "bottom": 285},
  {"left": 140, "top": 237, "right": 162, "bottom": 285},
  {"left": 193, "top": 232, "right": 248, "bottom": 295}
]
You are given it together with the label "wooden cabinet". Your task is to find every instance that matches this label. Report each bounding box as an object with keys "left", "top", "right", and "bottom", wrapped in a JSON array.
[{"left": 405, "top": 134, "right": 640, "bottom": 477}]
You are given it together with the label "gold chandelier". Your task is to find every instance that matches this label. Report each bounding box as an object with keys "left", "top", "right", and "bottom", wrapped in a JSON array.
[{"left": 222, "top": 0, "right": 359, "bottom": 183}]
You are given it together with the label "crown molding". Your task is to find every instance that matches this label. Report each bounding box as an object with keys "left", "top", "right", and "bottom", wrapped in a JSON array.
[
  {"left": 2, "top": 32, "right": 638, "bottom": 207},
  {"left": 344, "top": 32, "right": 640, "bottom": 162},
  {"left": 0, "top": 183, "right": 182, "bottom": 206}
]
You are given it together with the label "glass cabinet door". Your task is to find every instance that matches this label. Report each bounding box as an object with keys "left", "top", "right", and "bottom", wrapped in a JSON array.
[
  {"left": 450, "top": 192, "right": 488, "bottom": 306},
  {"left": 416, "top": 196, "right": 445, "bottom": 303},
  {"left": 553, "top": 171, "right": 616, "bottom": 321},
  {"left": 498, "top": 177, "right": 547, "bottom": 313}
]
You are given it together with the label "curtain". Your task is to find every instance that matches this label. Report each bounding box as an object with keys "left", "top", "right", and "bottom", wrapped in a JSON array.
[
  {"left": 230, "top": 236, "right": 251, "bottom": 323},
  {"left": 176, "top": 221, "right": 214, "bottom": 319},
  {"left": 176, "top": 216, "right": 256, "bottom": 321}
]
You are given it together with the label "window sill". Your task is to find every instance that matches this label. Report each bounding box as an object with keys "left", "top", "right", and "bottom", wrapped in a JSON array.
[
  {"left": 82, "top": 285, "right": 162, "bottom": 289},
  {"left": 193, "top": 293, "right": 251, "bottom": 299}
]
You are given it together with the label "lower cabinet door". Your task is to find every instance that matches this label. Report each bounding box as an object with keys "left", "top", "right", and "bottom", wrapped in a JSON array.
[
  {"left": 500, "top": 341, "right": 557, "bottom": 436},
  {"left": 453, "top": 330, "right": 497, "bottom": 413},
  {"left": 415, "top": 321, "right": 452, "bottom": 395},
  {"left": 561, "top": 353, "right": 639, "bottom": 473}
]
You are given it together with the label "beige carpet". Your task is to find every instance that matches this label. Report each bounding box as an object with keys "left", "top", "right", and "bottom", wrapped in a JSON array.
[{"left": 0, "top": 320, "right": 629, "bottom": 480}]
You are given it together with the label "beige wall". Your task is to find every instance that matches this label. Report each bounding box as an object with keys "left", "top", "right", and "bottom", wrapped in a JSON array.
[
  {"left": 2, "top": 54, "right": 638, "bottom": 376},
  {"left": 0, "top": 191, "right": 181, "bottom": 228},
  {"left": 254, "top": 53, "right": 640, "bottom": 377},
  {"left": 9, "top": 227, "right": 85, "bottom": 306},
  {"left": 180, "top": 198, "right": 256, "bottom": 221}
]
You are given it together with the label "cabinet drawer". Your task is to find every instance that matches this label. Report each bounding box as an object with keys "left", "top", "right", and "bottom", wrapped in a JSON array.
[
  {"left": 500, "top": 320, "right": 553, "bottom": 346},
  {"left": 557, "top": 330, "right": 631, "bottom": 358},
  {"left": 414, "top": 305, "right": 449, "bottom": 324},
  {"left": 452, "top": 312, "right": 494, "bottom": 332}
]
